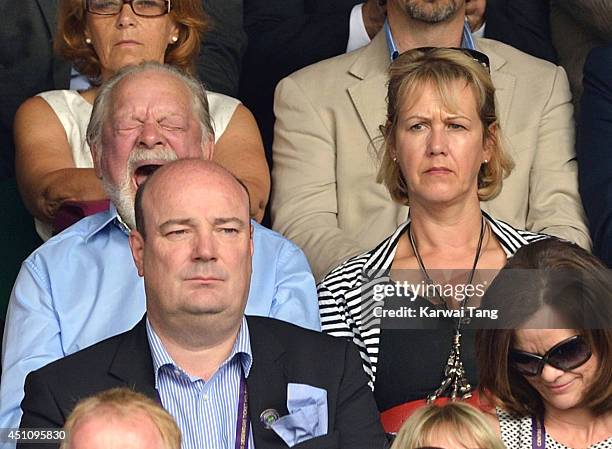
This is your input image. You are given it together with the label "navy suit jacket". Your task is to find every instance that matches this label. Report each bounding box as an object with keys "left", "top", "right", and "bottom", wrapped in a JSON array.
[
  {"left": 19, "top": 316, "right": 386, "bottom": 449},
  {"left": 577, "top": 46, "right": 612, "bottom": 266},
  {"left": 0, "top": 0, "right": 69, "bottom": 180},
  {"left": 240, "top": 0, "right": 362, "bottom": 170},
  {"left": 484, "top": 0, "right": 557, "bottom": 63}
]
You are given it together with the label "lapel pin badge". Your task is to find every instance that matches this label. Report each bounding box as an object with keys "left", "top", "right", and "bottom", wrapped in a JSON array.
[{"left": 260, "top": 408, "right": 280, "bottom": 429}]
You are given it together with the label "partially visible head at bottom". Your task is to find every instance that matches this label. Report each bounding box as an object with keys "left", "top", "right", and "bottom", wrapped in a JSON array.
[
  {"left": 60, "top": 387, "right": 181, "bottom": 449},
  {"left": 390, "top": 402, "right": 505, "bottom": 449}
]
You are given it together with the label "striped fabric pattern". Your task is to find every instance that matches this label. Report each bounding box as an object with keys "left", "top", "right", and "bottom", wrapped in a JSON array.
[
  {"left": 317, "top": 211, "right": 549, "bottom": 387},
  {"left": 147, "top": 318, "right": 255, "bottom": 449}
]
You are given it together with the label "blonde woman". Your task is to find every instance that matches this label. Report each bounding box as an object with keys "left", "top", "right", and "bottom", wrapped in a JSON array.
[
  {"left": 318, "top": 48, "right": 548, "bottom": 424},
  {"left": 391, "top": 402, "right": 505, "bottom": 449}
]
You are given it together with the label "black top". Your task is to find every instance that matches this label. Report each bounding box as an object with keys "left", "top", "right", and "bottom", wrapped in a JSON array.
[{"left": 373, "top": 294, "right": 479, "bottom": 412}]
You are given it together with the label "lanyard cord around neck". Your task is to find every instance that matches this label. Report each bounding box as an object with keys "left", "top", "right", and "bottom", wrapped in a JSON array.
[
  {"left": 532, "top": 416, "right": 546, "bottom": 449},
  {"left": 235, "top": 373, "right": 250, "bottom": 449}
]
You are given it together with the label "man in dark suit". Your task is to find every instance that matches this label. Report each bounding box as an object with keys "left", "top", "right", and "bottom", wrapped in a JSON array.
[
  {"left": 484, "top": 0, "right": 558, "bottom": 63},
  {"left": 577, "top": 46, "right": 612, "bottom": 267},
  {"left": 0, "top": 0, "right": 245, "bottom": 180},
  {"left": 240, "top": 0, "right": 386, "bottom": 172},
  {"left": 18, "top": 159, "right": 386, "bottom": 449},
  {"left": 0, "top": 0, "right": 68, "bottom": 180}
]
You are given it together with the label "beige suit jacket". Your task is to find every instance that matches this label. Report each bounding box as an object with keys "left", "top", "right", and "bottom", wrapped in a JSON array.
[{"left": 272, "top": 32, "right": 591, "bottom": 281}]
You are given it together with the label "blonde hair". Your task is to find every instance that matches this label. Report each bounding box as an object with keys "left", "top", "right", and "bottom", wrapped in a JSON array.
[
  {"left": 60, "top": 388, "right": 181, "bottom": 449},
  {"left": 390, "top": 403, "right": 505, "bottom": 449},
  {"left": 377, "top": 47, "right": 514, "bottom": 206}
]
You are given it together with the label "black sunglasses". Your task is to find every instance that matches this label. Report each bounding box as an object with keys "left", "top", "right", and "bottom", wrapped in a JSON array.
[
  {"left": 509, "top": 335, "right": 592, "bottom": 377},
  {"left": 413, "top": 47, "right": 490, "bottom": 73}
]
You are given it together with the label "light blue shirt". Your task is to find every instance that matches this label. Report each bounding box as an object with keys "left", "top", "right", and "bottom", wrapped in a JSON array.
[
  {"left": 69, "top": 67, "right": 91, "bottom": 91},
  {"left": 384, "top": 18, "right": 476, "bottom": 61},
  {"left": 0, "top": 206, "right": 319, "bottom": 433},
  {"left": 147, "top": 318, "right": 255, "bottom": 449}
]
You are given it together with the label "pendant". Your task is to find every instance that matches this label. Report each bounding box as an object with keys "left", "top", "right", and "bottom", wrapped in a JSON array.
[{"left": 427, "top": 330, "right": 472, "bottom": 403}]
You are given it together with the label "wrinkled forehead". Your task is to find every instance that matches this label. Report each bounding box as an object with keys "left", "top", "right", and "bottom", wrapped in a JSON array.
[
  {"left": 398, "top": 78, "right": 480, "bottom": 118},
  {"left": 108, "top": 71, "right": 195, "bottom": 121}
]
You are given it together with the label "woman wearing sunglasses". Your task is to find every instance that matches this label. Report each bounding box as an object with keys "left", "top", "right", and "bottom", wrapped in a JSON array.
[
  {"left": 477, "top": 239, "right": 612, "bottom": 449},
  {"left": 14, "top": 0, "right": 269, "bottom": 240}
]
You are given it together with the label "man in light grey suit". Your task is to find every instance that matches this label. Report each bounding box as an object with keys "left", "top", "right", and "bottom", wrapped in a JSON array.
[{"left": 272, "top": 0, "right": 591, "bottom": 281}]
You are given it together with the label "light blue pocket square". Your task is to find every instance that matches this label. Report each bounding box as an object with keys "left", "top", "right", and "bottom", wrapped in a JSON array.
[{"left": 270, "top": 383, "right": 328, "bottom": 447}]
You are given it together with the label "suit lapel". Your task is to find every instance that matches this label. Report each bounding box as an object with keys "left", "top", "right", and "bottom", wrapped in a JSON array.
[
  {"left": 36, "top": 0, "right": 57, "bottom": 35},
  {"left": 108, "top": 316, "right": 161, "bottom": 402},
  {"left": 347, "top": 35, "right": 518, "bottom": 144},
  {"left": 347, "top": 32, "right": 390, "bottom": 143},
  {"left": 246, "top": 317, "right": 290, "bottom": 449},
  {"left": 476, "top": 39, "right": 516, "bottom": 132}
]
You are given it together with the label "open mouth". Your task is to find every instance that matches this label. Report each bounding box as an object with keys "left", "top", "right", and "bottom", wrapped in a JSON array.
[{"left": 134, "top": 164, "right": 162, "bottom": 187}]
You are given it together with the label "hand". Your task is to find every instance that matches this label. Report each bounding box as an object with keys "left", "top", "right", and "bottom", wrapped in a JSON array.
[
  {"left": 466, "top": 0, "right": 486, "bottom": 32},
  {"left": 362, "top": 0, "right": 387, "bottom": 39}
]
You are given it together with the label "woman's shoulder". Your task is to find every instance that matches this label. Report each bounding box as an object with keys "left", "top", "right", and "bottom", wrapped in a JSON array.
[
  {"left": 206, "top": 91, "right": 241, "bottom": 115},
  {"left": 495, "top": 407, "right": 533, "bottom": 449},
  {"left": 36, "top": 89, "right": 85, "bottom": 102},
  {"left": 15, "top": 90, "right": 90, "bottom": 135},
  {"left": 205, "top": 91, "right": 241, "bottom": 141},
  {"left": 318, "top": 221, "right": 410, "bottom": 293},
  {"left": 35, "top": 89, "right": 92, "bottom": 116},
  {"left": 483, "top": 211, "right": 551, "bottom": 255}
]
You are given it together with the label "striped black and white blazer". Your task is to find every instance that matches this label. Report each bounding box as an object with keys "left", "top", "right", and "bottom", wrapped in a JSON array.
[{"left": 317, "top": 211, "right": 549, "bottom": 387}]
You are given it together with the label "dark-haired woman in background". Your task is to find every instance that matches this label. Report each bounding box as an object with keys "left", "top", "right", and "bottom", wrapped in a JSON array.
[{"left": 477, "top": 239, "right": 612, "bottom": 448}]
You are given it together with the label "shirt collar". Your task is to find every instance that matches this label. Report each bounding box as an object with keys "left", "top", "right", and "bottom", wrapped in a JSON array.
[
  {"left": 384, "top": 20, "right": 400, "bottom": 61},
  {"left": 84, "top": 203, "right": 131, "bottom": 242},
  {"left": 146, "top": 316, "right": 253, "bottom": 386},
  {"left": 384, "top": 18, "right": 475, "bottom": 61}
]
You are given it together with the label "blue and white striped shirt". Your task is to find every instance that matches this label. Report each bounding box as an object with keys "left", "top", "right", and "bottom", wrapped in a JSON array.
[{"left": 147, "top": 318, "right": 255, "bottom": 449}]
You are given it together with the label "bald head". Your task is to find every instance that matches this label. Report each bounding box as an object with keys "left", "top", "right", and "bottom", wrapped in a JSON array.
[
  {"left": 128, "top": 159, "right": 254, "bottom": 348},
  {"left": 135, "top": 160, "right": 250, "bottom": 240}
]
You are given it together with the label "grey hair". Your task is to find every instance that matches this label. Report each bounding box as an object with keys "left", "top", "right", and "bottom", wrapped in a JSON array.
[{"left": 86, "top": 61, "right": 214, "bottom": 157}]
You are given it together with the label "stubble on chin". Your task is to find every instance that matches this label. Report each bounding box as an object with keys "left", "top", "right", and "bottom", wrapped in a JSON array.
[
  {"left": 102, "top": 146, "right": 179, "bottom": 230},
  {"left": 401, "top": 0, "right": 461, "bottom": 23},
  {"left": 103, "top": 176, "right": 137, "bottom": 230}
]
